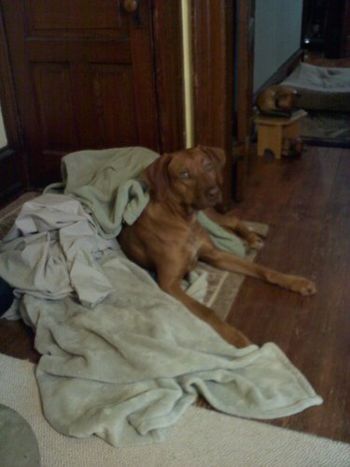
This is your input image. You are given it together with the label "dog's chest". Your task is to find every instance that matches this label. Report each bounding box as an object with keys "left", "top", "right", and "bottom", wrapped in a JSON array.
[{"left": 184, "top": 224, "right": 203, "bottom": 270}]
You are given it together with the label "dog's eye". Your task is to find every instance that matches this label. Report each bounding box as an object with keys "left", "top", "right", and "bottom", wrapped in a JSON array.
[{"left": 179, "top": 171, "right": 190, "bottom": 179}]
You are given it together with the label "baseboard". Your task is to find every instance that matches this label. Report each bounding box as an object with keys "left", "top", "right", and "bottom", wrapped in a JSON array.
[{"left": 253, "top": 49, "right": 304, "bottom": 102}]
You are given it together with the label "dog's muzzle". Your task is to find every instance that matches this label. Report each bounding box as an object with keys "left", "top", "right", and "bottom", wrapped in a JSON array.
[{"left": 204, "top": 186, "right": 222, "bottom": 207}]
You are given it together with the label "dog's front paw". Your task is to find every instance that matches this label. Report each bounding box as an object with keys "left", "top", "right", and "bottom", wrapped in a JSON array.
[
  {"left": 289, "top": 276, "right": 316, "bottom": 296},
  {"left": 247, "top": 233, "right": 264, "bottom": 250}
]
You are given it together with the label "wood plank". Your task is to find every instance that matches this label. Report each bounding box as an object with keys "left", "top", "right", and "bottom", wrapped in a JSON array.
[{"left": 228, "top": 147, "right": 350, "bottom": 443}]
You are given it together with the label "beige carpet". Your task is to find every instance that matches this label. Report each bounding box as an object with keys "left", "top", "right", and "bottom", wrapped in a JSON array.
[
  {"left": 301, "top": 111, "right": 350, "bottom": 148},
  {"left": 0, "top": 353, "right": 349, "bottom": 467}
]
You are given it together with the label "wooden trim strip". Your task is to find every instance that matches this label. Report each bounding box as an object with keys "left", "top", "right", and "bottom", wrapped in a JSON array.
[
  {"left": 0, "top": 2, "right": 28, "bottom": 193},
  {"left": 151, "top": 0, "right": 185, "bottom": 152},
  {"left": 191, "top": 0, "right": 235, "bottom": 203}
]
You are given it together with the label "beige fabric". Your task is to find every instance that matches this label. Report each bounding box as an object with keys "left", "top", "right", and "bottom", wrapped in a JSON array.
[
  {"left": 0, "top": 194, "right": 116, "bottom": 306},
  {"left": 0, "top": 192, "right": 267, "bottom": 322},
  {"left": 0, "top": 353, "right": 348, "bottom": 466},
  {"left": 45, "top": 147, "right": 158, "bottom": 238}
]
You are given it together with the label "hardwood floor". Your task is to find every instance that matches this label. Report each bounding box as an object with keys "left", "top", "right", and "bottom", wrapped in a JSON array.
[
  {"left": 0, "top": 145, "right": 349, "bottom": 443},
  {"left": 228, "top": 146, "right": 350, "bottom": 443}
]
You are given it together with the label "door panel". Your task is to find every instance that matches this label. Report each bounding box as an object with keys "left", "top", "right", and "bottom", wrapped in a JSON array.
[
  {"left": 33, "top": 63, "right": 78, "bottom": 150},
  {"left": 27, "top": 0, "right": 125, "bottom": 33},
  {"left": 78, "top": 64, "right": 138, "bottom": 147},
  {"left": 2, "top": 0, "right": 159, "bottom": 184}
]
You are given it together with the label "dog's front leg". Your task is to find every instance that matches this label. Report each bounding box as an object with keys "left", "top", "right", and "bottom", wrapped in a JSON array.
[
  {"left": 200, "top": 245, "right": 316, "bottom": 296},
  {"left": 204, "top": 208, "right": 264, "bottom": 250},
  {"left": 156, "top": 266, "right": 251, "bottom": 348}
]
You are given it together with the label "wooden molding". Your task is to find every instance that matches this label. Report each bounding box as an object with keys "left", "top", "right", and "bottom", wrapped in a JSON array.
[
  {"left": 0, "top": 4, "right": 22, "bottom": 148},
  {"left": 0, "top": 2, "right": 28, "bottom": 195},
  {"left": 152, "top": 0, "right": 185, "bottom": 153},
  {"left": 236, "top": 0, "right": 255, "bottom": 145},
  {"left": 191, "top": 0, "right": 235, "bottom": 204}
]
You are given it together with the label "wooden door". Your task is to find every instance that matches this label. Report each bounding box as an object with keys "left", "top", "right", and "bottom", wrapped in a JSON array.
[
  {"left": 1, "top": 0, "right": 160, "bottom": 185},
  {"left": 339, "top": 0, "right": 350, "bottom": 57},
  {"left": 325, "top": 0, "right": 350, "bottom": 58}
]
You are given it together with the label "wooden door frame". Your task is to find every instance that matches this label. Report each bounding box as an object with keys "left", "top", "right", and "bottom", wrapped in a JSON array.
[
  {"left": 151, "top": 0, "right": 185, "bottom": 153},
  {"left": 0, "top": 0, "right": 185, "bottom": 197},
  {"left": 236, "top": 0, "right": 255, "bottom": 146},
  {"left": 0, "top": 2, "right": 28, "bottom": 199},
  {"left": 234, "top": 0, "right": 255, "bottom": 201},
  {"left": 191, "top": 0, "right": 235, "bottom": 205},
  {"left": 190, "top": 0, "right": 256, "bottom": 203}
]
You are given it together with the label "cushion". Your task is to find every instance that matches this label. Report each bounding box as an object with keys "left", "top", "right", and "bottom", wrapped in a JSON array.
[{"left": 282, "top": 62, "right": 350, "bottom": 112}]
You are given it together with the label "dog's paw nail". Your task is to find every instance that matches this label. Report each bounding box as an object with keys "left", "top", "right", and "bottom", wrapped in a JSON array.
[
  {"left": 300, "top": 281, "right": 317, "bottom": 296},
  {"left": 289, "top": 277, "right": 316, "bottom": 296},
  {"left": 254, "top": 240, "right": 264, "bottom": 250},
  {"left": 248, "top": 236, "right": 264, "bottom": 250}
]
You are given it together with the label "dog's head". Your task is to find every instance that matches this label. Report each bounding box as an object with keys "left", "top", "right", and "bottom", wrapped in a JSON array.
[
  {"left": 275, "top": 86, "right": 300, "bottom": 110},
  {"left": 145, "top": 145, "right": 225, "bottom": 210}
]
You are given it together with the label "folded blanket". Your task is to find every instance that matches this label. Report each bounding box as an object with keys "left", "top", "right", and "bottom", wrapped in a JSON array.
[{"left": 0, "top": 150, "right": 323, "bottom": 447}]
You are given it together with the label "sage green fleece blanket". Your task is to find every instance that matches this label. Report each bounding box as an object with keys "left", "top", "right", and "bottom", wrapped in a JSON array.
[
  {"left": 0, "top": 149, "right": 323, "bottom": 447},
  {"left": 45, "top": 146, "right": 246, "bottom": 257}
]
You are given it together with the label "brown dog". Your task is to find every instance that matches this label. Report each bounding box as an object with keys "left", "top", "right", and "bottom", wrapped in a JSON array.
[{"left": 118, "top": 146, "right": 316, "bottom": 347}]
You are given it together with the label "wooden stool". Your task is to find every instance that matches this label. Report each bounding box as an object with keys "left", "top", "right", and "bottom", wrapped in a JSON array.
[{"left": 255, "top": 109, "right": 307, "bottom": 159}]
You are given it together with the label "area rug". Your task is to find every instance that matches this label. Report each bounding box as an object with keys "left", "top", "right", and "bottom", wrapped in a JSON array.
[
  {"left": 0, "top": 353, "right": 349, "bottom": 467},
  {"left": 280, "top": 62, "right": 350, "bottom": 148},
  {"left": 301, "top": 110, "right": 350, "bottom": 148},
  {"left": 0, "top": 192, "right": 267, "bottom": 321}
]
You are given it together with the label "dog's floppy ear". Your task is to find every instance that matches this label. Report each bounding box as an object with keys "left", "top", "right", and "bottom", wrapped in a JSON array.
[
  {"left": 145, "top": 154, "right": 172, "bottom": 201},
  {"left": 198, "top": 145, "right": 226, "bottom": 168}
]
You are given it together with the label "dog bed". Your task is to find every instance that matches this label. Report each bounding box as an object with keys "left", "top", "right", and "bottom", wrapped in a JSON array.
[{"left": 282, "top": 62, "right": 350, "bottom": 112}]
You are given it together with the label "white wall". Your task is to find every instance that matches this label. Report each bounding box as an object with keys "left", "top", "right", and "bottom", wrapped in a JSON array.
[
  {"left": 253, "top": 0, "right": 303, "bottom": 91},
  {"left": 0, "top": 105, "right": 8, "bottom": 148}
]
